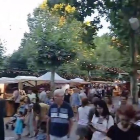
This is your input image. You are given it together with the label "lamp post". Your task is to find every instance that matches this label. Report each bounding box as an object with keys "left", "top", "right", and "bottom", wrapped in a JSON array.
[{"left": 129, "top": 17, "right": 140, "bottom": 104}]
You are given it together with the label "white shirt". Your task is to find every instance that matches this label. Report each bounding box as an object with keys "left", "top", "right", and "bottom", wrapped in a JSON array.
[
  {"left": 13, "top": 90, "right": 20, "bottom": 103},
  {"left": 28, "top": 93, "right": 36, "bottom": 103},
  {"left": 78, "top": 106, "right": 91, "bottom": 125},
  {"left": 39, "top": 91, "right": 47, "bottom": 103},
  {"left": 79, "top": 92, "right": 87, "bottom": 99},
  {"left": 97, "top": 89, "right": 102, "bottom": 94},
  {"left": 90, "top": 88, "right": 97, "bottom": 94},
  {"left": 91, "top": 114, "right": 114, "bottom": 140}
]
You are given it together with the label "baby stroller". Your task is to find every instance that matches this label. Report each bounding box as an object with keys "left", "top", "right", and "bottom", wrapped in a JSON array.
[{"left": 5, "top": 105, "right": 27, "bottom": 130}]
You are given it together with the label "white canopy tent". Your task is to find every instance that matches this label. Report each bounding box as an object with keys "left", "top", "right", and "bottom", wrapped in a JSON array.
[
  {"left": 70, "top": 78, "right": 84, "bottom": 82},
  {"left": 70, "top": 78, "right": 90, "bottom": 84},
  {"left": 15, "top": 76, "right": 46, "bottom": 86},
  {"left": 38, "top": 72, "right": 69, "bottom": 83},
  {"left": 0, "top": 77, "right": 18, "bottom": 84},
  {"left": 0, "top": 76, "right": 45, "bottom": 87},
  {"left": 15, "top": 76, "right": 39, "bottom": 82}
]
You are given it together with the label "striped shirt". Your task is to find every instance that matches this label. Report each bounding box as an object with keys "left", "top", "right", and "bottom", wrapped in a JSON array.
[{"left": 48, "top": 101, "right": 74, "bottom": 137}]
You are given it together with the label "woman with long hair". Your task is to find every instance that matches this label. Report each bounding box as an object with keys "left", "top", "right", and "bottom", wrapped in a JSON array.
[
  {"left": 76, "top": 98, "right": 91, "bottom": 140},
  {"left": 89, "top": 100, "right": 114, "bottom": 140},
  {"left": 86, "top": 96, "right": 101, "bottom": 140},
  {"left": 106, "top": 104, "right": 140, "bottom": 140}
]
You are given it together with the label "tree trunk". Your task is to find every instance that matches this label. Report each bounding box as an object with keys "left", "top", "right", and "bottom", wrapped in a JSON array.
[
  {"left": 50, "top": 68, "right": 55, "bottom": 96},
  {"left": 88, "top": 70, "right": 91, "bottom": 81},
  {"left": 130, "top": 31, "right": 138, "bottom": 104}
]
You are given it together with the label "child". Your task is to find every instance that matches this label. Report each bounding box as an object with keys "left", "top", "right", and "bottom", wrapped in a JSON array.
[
  {"left": 5, "top": 105, "right": 26, "bottom": 130},
  {"left": 14, "top": 111, "right": 24, "bottom": 140},
  {"left": 35, "top": 122, "right": 47, "bottom": 140},
  {"left": 25, "top": 104, "right": 35, "bottom": 138}
]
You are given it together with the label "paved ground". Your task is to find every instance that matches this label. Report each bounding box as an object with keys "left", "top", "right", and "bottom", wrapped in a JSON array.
[
  {"left": 5, "top": 121, "right": 78, "bottom": 140},
  {"left": 5, "top": 96, "right": 124, "bottom": 140}
]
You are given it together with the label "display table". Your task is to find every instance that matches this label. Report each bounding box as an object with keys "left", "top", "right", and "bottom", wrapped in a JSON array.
[{"left": 5, "top": 99, "right": 15, "bottom": 117}]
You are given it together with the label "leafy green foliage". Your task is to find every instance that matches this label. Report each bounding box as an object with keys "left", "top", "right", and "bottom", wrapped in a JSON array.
[
  {"left": 37, "top": 42, "right": 76, "bottom": 67},
  {"left": 6, "top": 49, "right": 28, "bottom": 70},
  {"left": 0, "top": 41, "right": 5, "bottom": 66},
  {"left": 28, "top": 10, "right": 82, "bottom": 68},
  {"left": 94, "top": 34, "right": 121, "bottom": 67},
  {"left": 13, "top": 7, "right": 83, "bottom": 72},
  {"left": 104, "top": 0, "right": 140, "bottom": 52},
  {"left": 47, "top": 0, "right": 100, "bottom": 48}
]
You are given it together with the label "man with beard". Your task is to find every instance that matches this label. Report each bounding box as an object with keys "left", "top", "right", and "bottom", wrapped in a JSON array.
[{"left": 105, "top": 104, "right": 140, "bottom": 140}]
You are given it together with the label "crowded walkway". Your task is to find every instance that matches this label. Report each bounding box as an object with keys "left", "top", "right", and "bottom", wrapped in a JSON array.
[{"left": 4, "top": 85, "right": 140, "bottom": 140}]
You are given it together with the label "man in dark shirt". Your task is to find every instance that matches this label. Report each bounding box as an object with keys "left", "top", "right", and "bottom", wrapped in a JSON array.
[
  {"left": 64, "top": 89, "right": 71, "bottom": 103},
  {"left": 47, "top": 89, "right": 74, "bottom": 140}
]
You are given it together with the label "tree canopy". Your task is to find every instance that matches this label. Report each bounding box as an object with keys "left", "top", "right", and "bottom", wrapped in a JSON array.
[{"left": 3, "top": 0, "right": 133, "bottom": 81}]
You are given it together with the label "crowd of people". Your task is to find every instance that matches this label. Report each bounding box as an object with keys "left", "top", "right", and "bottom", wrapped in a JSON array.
[{"left": 6, "top": 85, "right": 140, "bottom": 140}]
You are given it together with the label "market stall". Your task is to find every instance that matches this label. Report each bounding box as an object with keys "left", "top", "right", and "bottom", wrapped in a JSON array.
[
  {"left": 70, "top": 78, "right": 90, "bottom": 84},
  {"left": 38, "top": 72, "right": 69, "bottom": 83}
]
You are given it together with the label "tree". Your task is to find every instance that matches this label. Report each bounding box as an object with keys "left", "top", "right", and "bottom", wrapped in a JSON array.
[
  {"left": 47, "top": 1, "right": 98, "bottom": 48},
  {"left": 94, "top": 34, "right": 121, "bottom": 68},
  {"left": 102, "top": 0, "right": 140, "bottom": 104},
  {"left": 0, "top": 40, "right": 5, "bottom": 67},
  {"left": 19, "top": 6, "right": 83, "bottom": 91},
  {"left": 5, "top": 49, "right": 28, "bottom": 70},
  {"left": 57, "top": 34, "right": 126, "bottom": 80}
]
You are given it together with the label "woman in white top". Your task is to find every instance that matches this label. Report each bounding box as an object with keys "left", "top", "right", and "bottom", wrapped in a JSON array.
[
  {"left": 89, "top": 100, "right": 114, "bottom": 140},
  {"left": 76, "top": 98, "right": 91, "bottom": 140}
]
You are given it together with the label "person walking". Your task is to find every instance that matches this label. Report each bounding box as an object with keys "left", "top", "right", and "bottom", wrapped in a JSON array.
[
  {"left": 86, "top": 97, "right": 101, "bottom": 140},
  {"left": 79, "top": 88, "right": 87, "bottom": 100},
  {"left": 76, "top": 98, "right": 91, "bottom": 140},
  {"left": 106, "top": 104, "right": 140, "bottom": 140},
  {"left": 33, "top": 102, "right": 49, "bottom": 135},
  {"left": 71, "top": 88, "right": 81, "bottom": 121},
  {"left": 39, "top": 88, "right": 47, "bottom": 103},
  {"left": 25, "top": 104, "right": 35, "bottom": 138},
  {"left": 27, "top": 88, "right": 36, "bottom": 103},
  {"left": 64, "top": 89, "right": 71, "bottom": 104},
  {"left": 47, "top": 89, "right": 74, "bottom": 140},
  {"left": 14, "top": 111, "right": 24, "bottom": 140},
  {"left": 115, "top": 94, "right": 129, "bottom": 123},
  {"left": 104, "top": 95, "right": 116, "bottom": 118},
  {"left": 12, "top": 87, "right": 21, "bottom": 113},
  {"left": 89, "top": 100, "right": 114, "bottom": 140}
]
